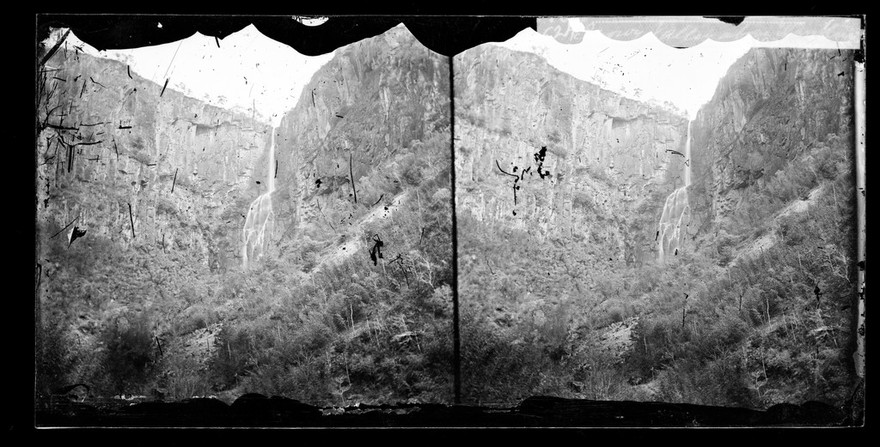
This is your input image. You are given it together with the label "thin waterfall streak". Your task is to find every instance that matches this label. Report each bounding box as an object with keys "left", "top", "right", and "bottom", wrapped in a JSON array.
[
  {"left": 242, "top": 128, "right": 279, "bottom": 268},
  {"left": 267, "top": 130, "right": 276, "bottom": 193},
  {"left": 658, "top": 120, "right": 694, "bottom": 262}
]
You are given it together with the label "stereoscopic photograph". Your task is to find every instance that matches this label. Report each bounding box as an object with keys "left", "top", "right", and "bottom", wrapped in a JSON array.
[{"left": 32, "top": 15, "right": 865, "bottom": 429}]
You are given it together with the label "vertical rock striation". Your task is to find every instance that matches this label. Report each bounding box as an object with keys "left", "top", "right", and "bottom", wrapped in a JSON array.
[
  {"left": 36, "top": 48, "right": 272, "bottom": 272},
  {"left": 454, "top": 44, "right": 689, "bottom": 268},
  {"left": 688, "top": 48, "right": 855, "bottom": 246},
  {"left": 273, "top": 25, "right": 450, "bottom": 256}
]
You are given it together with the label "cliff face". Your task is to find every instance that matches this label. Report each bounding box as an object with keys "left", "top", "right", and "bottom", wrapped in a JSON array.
[
  {"left": 454, "top": 44, "right": 859, "bottom": 410},
  {"left": 669, "top": 47, "right": 858, "bottom": 409},
  {"left": 454, "top": 44, "right": 688, "bottom": 268},
  {"left": 688, "top": 48, "right": 854, "bottom": 246},
  {"left": 36, "top": 29, "right": 456, "bottom": 406},
  {"left": 272, "top": 26, "right": 450, "bottom": 259},
  {"left": 37, "top": 49, "right": 272, "bottom": 272},
  {"left": 453, "top": 45, "right": 692, "bottom": 405}
]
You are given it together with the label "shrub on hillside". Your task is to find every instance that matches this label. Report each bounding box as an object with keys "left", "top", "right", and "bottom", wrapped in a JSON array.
[
  {"left": 173, "top": 304, "right": 217, "bottom": 336},
  {"left": 36, "top": 315, "right": 75, "bottom": 398},
  {"left": 461, "top": 312, "right": 559, "bottom": 405},
  {"left": 655, "top": 356, "right": 755, "bottom": 408},
  {"left": 97, "top": 311, "right": 156, "bottom": 395},
  {"left": 209, "top": 324, "right": 252, "bottom": 389}
]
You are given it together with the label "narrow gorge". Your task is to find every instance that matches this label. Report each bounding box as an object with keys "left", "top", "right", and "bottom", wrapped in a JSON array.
[
  {"left": 456, "top": 44, "right": 858, "bottom": 413},
  {"left": 35, "top": 24, "right": 861, "bottom": 423},
  {"left": 37, "top": 25, "right": 455, "bottom": 409}
]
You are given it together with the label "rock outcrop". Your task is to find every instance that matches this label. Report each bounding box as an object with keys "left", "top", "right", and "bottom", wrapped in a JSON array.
[
  {"left": 270, "top": 25, "right": 450, "bottom": 259},
  {"left": 688, "top": 48, "right": 855, "bottom": 247},
  {"left": 454, "top": 44, "right": 689, "bottom": 267},
  {"left": 37, "top": 48, "right": 272, "bottom": 272}
]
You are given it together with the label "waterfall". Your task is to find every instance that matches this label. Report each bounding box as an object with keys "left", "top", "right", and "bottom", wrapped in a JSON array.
[
  {"left": 657, "top": 121, "right": 692, "bottom": 262},
  {"left": 242, "top": 128, "right": 277, "bottom": 268}
]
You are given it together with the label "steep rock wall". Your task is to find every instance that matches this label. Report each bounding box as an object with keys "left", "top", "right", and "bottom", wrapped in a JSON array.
[
  {"left": 36, "top": 49, "right": 272, "bottom": 272},
  {"left": 689, "top": 48, "right": 855, "bottom": 245},
  {"left": 273, "top": 26, "right": 450, "bottom": 254},
  {"left": 454, "top": 45, "right": 689, "bottom": 267}
]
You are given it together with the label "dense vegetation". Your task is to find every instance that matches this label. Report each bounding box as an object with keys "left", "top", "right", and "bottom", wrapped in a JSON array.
[
  {"left": 37, "top": 128, "right": 454, "bottom": 408},
  {"left": 458, "top": 127, "right": 858, "bottom": 410}
]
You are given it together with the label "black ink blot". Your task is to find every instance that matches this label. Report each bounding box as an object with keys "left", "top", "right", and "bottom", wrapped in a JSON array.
[
  {"left": 67, "top": 226, "right": 87, "bottom": 248},
  {"left": 534, "top": 146, "right": 551, "bottom": 179},
  {"left": 369, "top": 234, "right": 384, "bottom": 266}
]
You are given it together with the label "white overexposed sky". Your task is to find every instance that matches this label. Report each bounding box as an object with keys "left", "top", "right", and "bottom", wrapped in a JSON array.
[
  {"left": 49, "top": 23, "right": 335, "bottom": 128},
  {"left": 44, "top": 18, "right": 859, "bottom": 124},
  {"left": 496, "top": 18, "right": 858, "bottom": 119}
]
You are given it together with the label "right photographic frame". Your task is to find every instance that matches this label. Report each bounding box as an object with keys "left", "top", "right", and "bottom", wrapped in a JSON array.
[{"left": 452, "top": 16, "right": 865, "bottom": 425}]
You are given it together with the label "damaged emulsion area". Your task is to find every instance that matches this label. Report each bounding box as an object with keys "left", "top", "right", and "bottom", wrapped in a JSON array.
[{"left": 496, "top": 145, "right": 552, "bottom": 215}]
